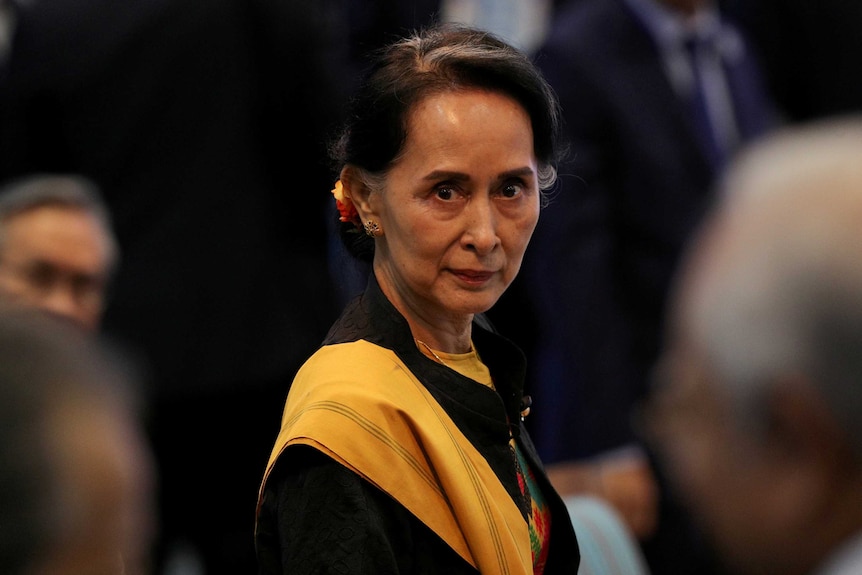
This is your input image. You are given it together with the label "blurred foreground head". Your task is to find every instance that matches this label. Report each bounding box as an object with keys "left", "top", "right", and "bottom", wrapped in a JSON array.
[
  {"left": 0, "top": 307, "right": 155, "bottom": 575},
  {"left": 0, "top": 174, "right": 119, "bottom": 332},
  {"left": 647, "top": 116, "right": 862, "bottom": 575}
]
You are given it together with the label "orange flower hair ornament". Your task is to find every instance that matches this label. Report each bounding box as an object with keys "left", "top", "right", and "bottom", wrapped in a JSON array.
[{"left": 331, "top": 180, "right": 361, "bottom": 227}]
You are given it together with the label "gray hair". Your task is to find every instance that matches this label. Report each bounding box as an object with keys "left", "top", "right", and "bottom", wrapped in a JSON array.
[
  {"left": 675, "top": 116, "right": 862, "bottom": 456},
  {"left": 0, "top": 174, "right": 119, "bottom": 271}
]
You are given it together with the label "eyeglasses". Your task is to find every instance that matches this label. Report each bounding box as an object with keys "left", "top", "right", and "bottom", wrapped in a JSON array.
[{"left": 0, "top": 257, "right": 107, "bottom": 312}]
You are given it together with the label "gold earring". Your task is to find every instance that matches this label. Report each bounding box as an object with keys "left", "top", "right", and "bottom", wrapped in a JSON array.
[{"left": 363, "top": 220, "right": 382, "bottom": 238}]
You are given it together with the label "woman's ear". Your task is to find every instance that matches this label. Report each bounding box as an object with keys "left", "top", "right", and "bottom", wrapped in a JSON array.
[{"left": 340, "top": 168, "right": 376, "bottom": 221}]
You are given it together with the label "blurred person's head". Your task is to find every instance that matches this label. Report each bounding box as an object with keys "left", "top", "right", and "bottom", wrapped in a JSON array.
[
  {"left": 0, "top": 174, "right": 118, "bottom": 331},
  {"left": 0, "top": 306, "right": 155, "bottom": 575},
  {"left": 646, "top": 116, "right": 862, "bottom": 575}
]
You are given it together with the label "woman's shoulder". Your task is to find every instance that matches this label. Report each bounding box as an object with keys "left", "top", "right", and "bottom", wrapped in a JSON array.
[
  {"left": 290, "top": 340, "right": 420, "bottom": 405},
  {"left": 298, "top": 339, "right": 404, "bottom": 378}
]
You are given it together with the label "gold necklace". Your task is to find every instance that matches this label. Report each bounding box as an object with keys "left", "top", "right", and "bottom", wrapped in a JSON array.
[{"left": 415, "top": 339, "right": 445, "bottom": 364}]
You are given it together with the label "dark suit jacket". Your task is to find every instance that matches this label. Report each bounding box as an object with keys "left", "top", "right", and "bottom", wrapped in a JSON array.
[
  {"left": 524, "top": 0, "right": 775, "bottom": 463},
  {"left": 521, "top": 2, "right": 776, "bottom": 573}
]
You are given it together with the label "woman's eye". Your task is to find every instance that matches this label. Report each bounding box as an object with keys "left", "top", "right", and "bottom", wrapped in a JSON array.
[
  {"left": 435, "top": 186, "right": 456, "bottom": 201},
  {"left": 501, "top": 182, "right": 524, "bottom": 198}
]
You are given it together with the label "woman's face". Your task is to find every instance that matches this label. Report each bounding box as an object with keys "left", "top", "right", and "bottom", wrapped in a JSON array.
[{"left": 366, "top": 88, "right": 540, "bottom": 328}]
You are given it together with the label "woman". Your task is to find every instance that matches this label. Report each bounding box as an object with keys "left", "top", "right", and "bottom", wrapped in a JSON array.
[{"left": 255, "top": 23, "right": 580, "bottom": 574}]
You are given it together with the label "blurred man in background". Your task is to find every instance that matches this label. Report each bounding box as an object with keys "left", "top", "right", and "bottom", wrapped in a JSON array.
[
  {"left": 647, "top": 116, "right": 862, "bottom": 575},
  {"left": 522, "top": 0, "right": 779, "bottom": 570},
  {"left": 0, "top": 1, "right": 350, "bottom": 570},
  {"left": 0, "top": 174, "right": 118, "bottom": 332}
]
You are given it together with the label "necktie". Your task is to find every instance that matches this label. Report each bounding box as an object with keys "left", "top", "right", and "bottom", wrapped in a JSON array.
[{"left": 683, "top": 32, "right": 738, "bottom": 170}]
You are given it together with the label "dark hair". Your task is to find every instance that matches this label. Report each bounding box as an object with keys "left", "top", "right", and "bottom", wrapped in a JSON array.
[{"left": 330, "top": 23, "right": 564, "bottom": 261}]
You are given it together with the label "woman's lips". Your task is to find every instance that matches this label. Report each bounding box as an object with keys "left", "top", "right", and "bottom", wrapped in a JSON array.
[{"left": 451, "top": 269, "right": 494, "bottom": 285}]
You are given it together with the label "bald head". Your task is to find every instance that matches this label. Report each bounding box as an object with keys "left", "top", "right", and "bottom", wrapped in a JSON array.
[
  {"left": 675, "top": 117, "right": 862, "bottom": 450},
  {"left": 651, "top": 116, "right": 862, "bottom": 575}
]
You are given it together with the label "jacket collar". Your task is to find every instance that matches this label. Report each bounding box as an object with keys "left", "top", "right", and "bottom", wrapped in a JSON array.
[{"left": 324, "top": 272, "right": 529, "bottom": 432}]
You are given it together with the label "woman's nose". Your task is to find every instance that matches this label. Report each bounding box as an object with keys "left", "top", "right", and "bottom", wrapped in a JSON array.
[{"left": 461, "top": 200, "right": 499, "bottom": 255}]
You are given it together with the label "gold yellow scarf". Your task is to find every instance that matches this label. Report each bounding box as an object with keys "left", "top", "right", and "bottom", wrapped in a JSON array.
[{"left": 257, "top": 340, "right": 531, "bottom": 575}]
